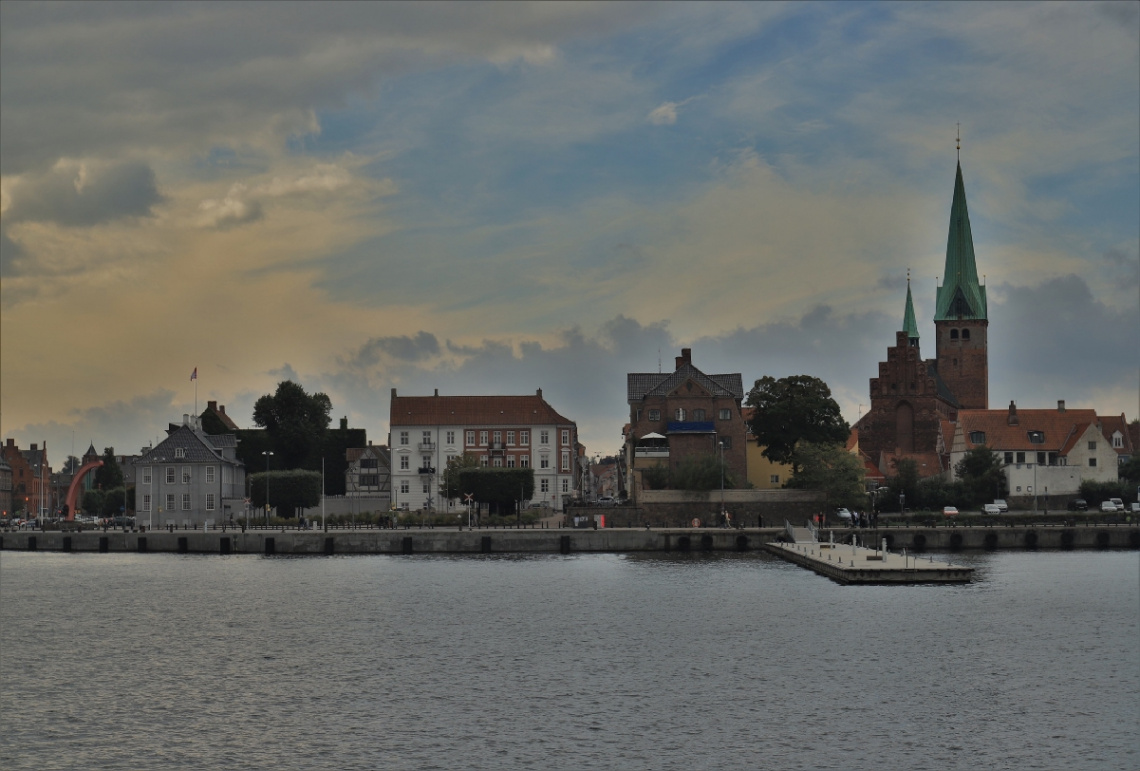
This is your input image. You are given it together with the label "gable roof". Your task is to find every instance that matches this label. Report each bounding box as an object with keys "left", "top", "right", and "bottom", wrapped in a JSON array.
[
  {"left": 628, "top": 363, "right": 744, "bottom": 403},
  {"left": 390, "top": 394, "right": 573, "bottom": 427},
  {"left": 137, "top": 424, "right": 243, "bottom": 465},
  {"left": 956, "top": 406, "right": 1100, "bottom": 452}
]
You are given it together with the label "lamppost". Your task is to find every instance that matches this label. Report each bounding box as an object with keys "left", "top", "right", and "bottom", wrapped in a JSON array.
[
  {"left": 719, "top": 440, "right": 725, "bottom": 524},
  {"left": 262, "top": 450, "right": 274, "bottom": 525}
]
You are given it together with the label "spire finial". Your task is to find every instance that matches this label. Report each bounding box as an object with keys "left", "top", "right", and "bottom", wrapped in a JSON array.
[{"left": 956, "top": 123, "right": 961, "bottom": 161}]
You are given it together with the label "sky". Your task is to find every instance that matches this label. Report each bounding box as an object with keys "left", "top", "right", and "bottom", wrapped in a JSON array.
[{"left": 2, "top": 1, "right": 1138, "bottom": 466}]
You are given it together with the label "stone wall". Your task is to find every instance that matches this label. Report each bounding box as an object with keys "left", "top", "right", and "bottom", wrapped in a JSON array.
[{"left": 573, "top": 489, "right": 826, "bottom": 528}]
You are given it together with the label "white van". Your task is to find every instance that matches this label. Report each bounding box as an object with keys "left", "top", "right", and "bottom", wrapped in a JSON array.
[{"left": 1109, "top": 498, "right": 1124, "bottom": 512}]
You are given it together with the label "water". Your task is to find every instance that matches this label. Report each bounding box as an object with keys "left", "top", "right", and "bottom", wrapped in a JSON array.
[{"left": 2, "top": 550, "right": 1137, "bottom": 770}]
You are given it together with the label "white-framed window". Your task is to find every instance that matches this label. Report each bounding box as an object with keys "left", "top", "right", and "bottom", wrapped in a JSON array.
[
  {"left": 446, "top": 431, "right": 456, "bottom": 444},
  {"left": 175, "top": 447, "right": 185, "bottom": 459},
  {"left": 561, "top": 451, "right": 570, "bottom": 471},
  {"left": 205, "top": 493, "right": 216, "bottom": 511},
  {"left": 400, "top": 456, "right": 409, "bottom": 470},
  {"left": 480, "top": 431, "right": 488, "bottom": 445},
  {"left": 540, "top": 455, "right": 550, "bottom": 469},
  {"left": 521, "top": 456, "right": 530, "bottom": 468},
  {"left": 520, "top": 431, "right": 529, "bottom": 445},
  {"left": 507, "top": 431, "right": 515, "bottom": 445},
  {"left": 182, "top": 467, "right": 191, "bottom": 484},
  {"left": 493, "top": 458, "right": 502, "bottom": 467},
  {"left": 166, "top": 494, "right": 175, "bottom": 511},
  {"left": 398, "top": 431, "right": 409, "bottom": 445},
  {"left": 770, "top": 475, "right": 780, "bottom": 485},
  {"left": 481, "top": 456, "right": 489, "bottom": 467},
  {"left": 541, "top": 479, "right": 549, "bottom": 493},
  {"left": 166, "top": 467, "right": 175, "bottom": 484},
  {"left": 423, "top": 431, "right": 432, "bottom": 444},
  {"left": 649, "top": 410, "right": 661, "bottom": 422},
  {"left": 142, "top": 494, "right": 151, "bottom": 512},
  {"left": 422, "top": 456, "right": 431, "bottom": 468},
  {"left": 422, "top": 482, "right": 430, "bottom": 494},
  {"left": 142, "top": 467, "right": 152, "bottom": 484},
  {"left": 493, "top": 431, "right": 502, "bottom": 443},
  {"left": 507, "top": 457, "right": 516, "bottom": 468},
  {"left": 719, "top": 409, "right": 731, "bottom": 420},
  {"left": 562, "top": 479, "right": 569, "bottom": 493},
  {"left": 675, "top": 408, "right": 685, "bottom": 421},
  {"left": 561, "top": 429, "right": 570, "bottom": 446},
  {"left": 692, "top": 409, "right": 705, "bottom": 421},
  {"left": 400, "top": 481, "right": 409, "bottom": 494},
  {"left": 205, "top": 466, "right": 216, "bottom": 484},
  {"left": 181, "top": 493, "right": 191, "bottom": 510},
  {"left": 466, "top": 431, "right": 475, "bottom": 446},
  {"left": 1113, "top": 434, "right": 1123, "bottom": 448},
  {"left": 540, "top": 430, "right": 549, "bottom": 445}
]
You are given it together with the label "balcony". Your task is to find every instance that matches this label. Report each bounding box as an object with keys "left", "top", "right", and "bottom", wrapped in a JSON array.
[
  {"left": 634, "top": 447, "right": 670, "bottom": 458},
  {"left": 417, "top": 466, "right": 436, "bottom": 475},
  {"left": 418, "top": 442, "right": 435, "bottom": 451}
]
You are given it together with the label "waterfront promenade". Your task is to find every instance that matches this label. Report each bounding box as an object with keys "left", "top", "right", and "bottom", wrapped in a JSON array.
[{"left": 1, "top": 523, "right": 1137, "bottom": 555}]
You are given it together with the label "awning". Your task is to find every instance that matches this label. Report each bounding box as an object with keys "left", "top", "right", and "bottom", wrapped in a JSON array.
[{"left": 639, "top": 432, "right": 666, "bottom": 440}]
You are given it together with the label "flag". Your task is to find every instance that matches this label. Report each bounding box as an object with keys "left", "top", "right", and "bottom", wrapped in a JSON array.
[{"left": 190, "top": 367, "right": 198, "bottom": 381}]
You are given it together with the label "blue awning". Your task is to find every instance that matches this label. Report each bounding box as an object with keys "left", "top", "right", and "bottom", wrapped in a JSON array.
[{"left": 667, "top": 421, "right": 715, "bottom": 434}]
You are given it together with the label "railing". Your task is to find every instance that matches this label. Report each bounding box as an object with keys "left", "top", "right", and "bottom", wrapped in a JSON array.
[
  {"left": 806, "top": 518, "right": 818, "bottom": 542},
  {"left": 785, "top": 519, "right": 796, "bottom": 543},
  {"left": 418, "top": 442, "right": 435, "bottom": 451},
  {"left": 417, "top": 467, "right": 435, "bottom": 475}
]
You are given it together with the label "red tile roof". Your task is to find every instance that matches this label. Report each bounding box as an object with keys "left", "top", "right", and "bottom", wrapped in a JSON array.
[
  {"left": 957, "top": 407, "right": 1099, "bottom": 452},
  {"left": 391, "top": 394, "right": 573, "bottom": 427}
]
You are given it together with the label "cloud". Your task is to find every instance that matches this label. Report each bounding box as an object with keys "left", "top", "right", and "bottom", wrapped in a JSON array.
[
  {"left": 647, "top": 96, "right": 697, "bottom": 125},
  {"left": 345, "top": 332, "right": 441, "bottom": 368},
  {"left": 197, "top": 186, "right": 264, "bottom": 229},
  {"left": 4, "top": 159, "right": 162, "bottom": 226}
]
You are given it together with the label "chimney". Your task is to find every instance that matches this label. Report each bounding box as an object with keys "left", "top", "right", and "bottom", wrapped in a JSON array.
[
  {"left": 208, "top": 400, "right": 218, "bottom": 411},
  {"left": 434, "top": 389, "right": 439, "bottom": 397},
  {"left": 536, "top": 388, "right": 543, "bottom": 400},
  {"left": 1007, "top": 401, "right": 1019, "bottom": 426},
  {"left": 391, "top": 388, "right": 397, "bottom": 399},
  {"left": 219, "top": 405, "right": 227, "bottom": 416},
  {"left": 1057, "top": 400, "right": 1065, "bottom": 412},
  {"left": 31, "top": 443, "right": 38, "bottom": 452},
  {"left": 183, "top": 414, "right": 190, "bottom": 425},
  {"left": 676, "top": 348, "right": 692, "bottom": 369},
  {"left": 340, "top": 417, "right": 348, "bottom": 430}
]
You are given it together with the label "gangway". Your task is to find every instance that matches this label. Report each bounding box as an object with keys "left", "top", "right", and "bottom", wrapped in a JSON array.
[{"left": 785, "top": 519, "right": 816, "bottom": 544}]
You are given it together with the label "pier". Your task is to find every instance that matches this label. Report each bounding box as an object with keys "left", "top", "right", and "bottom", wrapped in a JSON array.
[{"left": 764, "top": 539, "right": 973, "bottom": 584}]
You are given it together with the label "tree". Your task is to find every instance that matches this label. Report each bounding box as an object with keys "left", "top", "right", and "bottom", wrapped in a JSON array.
[
  {"left": 670, "top": 453, "right": 732, "bottom": 492},
  {"left": 745, "top": 375, "right": 849, "bottom": 473},
  {"left": 1118, "top": 454, "right": 1140, "bottom": 490},
  {"left": 954, "top": 445, "right": 1005, "bottom": 505},
  {"left": 456, "top": 468, "right": 534, "bottom": 516},
  {"left": 93, "top": 447, "right": 124, "bottom": 490},
  {"left": 883, "top": 457, "right": 920, "bottom": 512},
  {"left": 252, "top": 381, "right": 333, "bottom": 470},
  {"left": 787, "top": 441, "right": 865, "bottom": 510},
  {"left": 441, "top": 454, "right": 480, "bottom": 500},
  {"left": 250, "top": 470, "right": 322, "bottom": 519}
]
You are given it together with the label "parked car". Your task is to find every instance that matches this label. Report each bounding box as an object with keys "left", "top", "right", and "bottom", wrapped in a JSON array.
[
  {"left": 1067, "top": 499, "right": 1088, "bottom": 511},
  {"left": 993, "top": 499, "right": 1009, "bottom": 513},
  {"left": 942, "top": 506, "right": 959, "bottom": 516},
  {"left": 1131, "top": 502, "right": 1140, "bottom": 513},
  {"left": 982, "top": 504, "right": 1001, "bottom": 515},
  {"left": 1099, "top": 500, "right": 1118, "bottom": 513},
  {"left": 834, "top": 508, "right": 853, "bottom": 523},
  {"left": 596, "top": 496, "right": 616, "bottom": 506},
  {"left": 1108, "top": 498, "right": 1124, "bottom": 512}
]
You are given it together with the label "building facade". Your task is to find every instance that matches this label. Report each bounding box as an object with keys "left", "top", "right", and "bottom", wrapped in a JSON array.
[
  {"left": 625, "top": 349, "right": 747, "bottom": 501},
  {"left": 2, "top": 439, "right": 52, "bottom": 516},
  {"left": 133, "top": 416, "right": 247, "bottom": 527},
  {"left": 345, "top": 443, "right": 391, "bottom": 506},
  {"left": 389, "top": 389, "right": 579, "bottom": 512}
]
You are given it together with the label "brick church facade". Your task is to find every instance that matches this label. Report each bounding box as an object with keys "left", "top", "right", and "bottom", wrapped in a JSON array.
[{"left": 855, "top": 161, "right": 989, "bottom": 476}]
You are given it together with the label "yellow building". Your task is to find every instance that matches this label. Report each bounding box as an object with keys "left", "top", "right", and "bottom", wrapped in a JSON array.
[{"left": 743, "top": 409, "right": 793, "bottom": 489}]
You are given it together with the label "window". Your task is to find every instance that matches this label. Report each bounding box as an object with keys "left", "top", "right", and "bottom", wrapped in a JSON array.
[
  {"left": 1088, "top": 441, "right": 1097, "bottom": 451},
  {"left": 423, "top": 431, "right": 432, "bottom": 444},
  {"left": 507, "top": 431, "right": 515, "bottom": 445},
  {"left": 950, "top": 329, "right": 959, "bottom": 340},
  {"left": 466, "top": 431, "right": 475, "bottom": 446},
  {"left": 205, "top": 466, "right": 216, "bottom": 484},
  {"left": 721, "top": 437, "right": 732, "bottom": 450},
  {"left": 649, "top": 409, "right": 661, "bottom": 422},
  {"left": 562, "top": 479, "right": 569, "bottom": 493},
  {"left": 562, "top": 451, "right": 570, "bottom": 471},
  {"left": 142, "top": 494, "right": 151, "bottom": 512},
  {"left": 400, "top": 431, "right": 409, "bottom": 445},
  {"left": 1037, "top": 452, "right": 1046, "bottom": 465},
  {"left": 480, "top": 431, "right": 488, "bottom": 445},
  {"left": 400, "top": 481, "right": 409, "bottom": 494},
  {"left": 1113, "top": 434, "right": 1123, "bottom": 448},
  {"left": 719, "top": 409, "right": 731, "bottom": 420},
  {"left": 142, "top": 467, "right": 152, "bottom": 484},
  {"left": 1089, "top": 457, "right": 1097, "bottom": 468},
  {"left": 561, "top": 429, "right": 570, "bottom": 446},
  {"left": 1004, "top": 452, "right": 1013, "bottom": 465},
  {"left": 446, "top": 431, "right": 455, "bottom": 445},
  {"left": 1027, "top": 431, "right": 1045, "bottom": 444},
  {"left": 400, "top": 456, "right": 409, "bottom": 470},
  {"left": 969, "top": 431, "right": 986, "bottom": 445},
  {"left": 693, "top": 409, "right": 705, "bottom": 421},
  {"left": 360, "top": 475, "right": 379, "bottom": 487},
  {"left": 181, "top": 493, "right": 191, "bottom": 510},
  {"left": 422, "top": 456, "right": 432, "bottom": 469},
  {"left": 961, "top": 329, "right": 970, "bottom": 340},
  {"left": 540, "top": 455, "right": 550, "bottom": 469},
  {"left": 507, "top": 457, "right": 515, "bottom": 468},
  {"left": 182, "top": 467, "right": 191, "bottom": 484},
  {"left": 540, "top": 430, "right": 549, "bottom": 445},
  {"left": 520, "top": 431, "right": 529, "bottom": 445},
  {"left": 493, "top": 431, "right": 502, "bottom": 444},
  {"left": 540, "top": 479, "right": 549, "bottom": 493},
  {"left": 166, "top": 467, "right": 175, "bottom": 484},
  {"left": 422, "top": 482, "right": 430, "bottom": 494},
  {"left": 166, "top": 494, "right": 175, "bottom": 511},
  {"left": 1016, "top": 452, "right": 1025, "bottom": 464},
  {"left": 493, "top": 458, "right": 502, "bottom": 467},
  {"left": 480, "top": 456, "right": 489, "bottom": 467},
  {"left": 175, "top": 447, "right": 186, "bottom": 459},
  {"left": 675, "top": 408, "right": 686, "bottom": 421},
  {"left": 361, "top": 458, "right": 378, "bottom": 469},
  {"left": 770, "top": 475, "right": 780, "bottom": 485},
  {"left": 521, "top": 456, "right": 530, "bottom": 468},
  {"left": 205, "top": 493, "right": 215, "bottom": 511}
]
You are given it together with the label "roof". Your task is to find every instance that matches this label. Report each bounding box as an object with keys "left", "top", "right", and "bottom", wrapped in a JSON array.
[
  {"left": 1099, "top": 414, "right": 1135, "bottom": 455},
  {"left": 628, "top": 363, "right": 744, "bottom": 403},
  {"left": 935, "top": 162, "right": 987, "bottom": 322},
  {"left": 137, "top": 424, "right": 243, "bottom": 465},
  {"left": 903, "top": 281, "right": 919, "bottom": 341},
  {"left": 346, "top": 445, "right": 389, "bottom": 463},
  {"left": 390, "top": 394, "right": 573, "bottom": 427},
  {"left": 956, "top": 407, "right": 1100, "bottom": 452}
]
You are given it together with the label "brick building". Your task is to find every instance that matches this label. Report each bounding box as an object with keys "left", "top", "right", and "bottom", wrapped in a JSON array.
[
  {"left": 2, "top": 438, "right": 52, "bottom": 516},
  {"left": 625, "top": 348, "right": 747, "bottom": 501}
]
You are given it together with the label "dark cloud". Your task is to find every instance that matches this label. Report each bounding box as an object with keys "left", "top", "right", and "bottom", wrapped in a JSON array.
[
  {"left": 349, "top": 331, "right": 441, "bottom": 366},
  {"left": 5, "top": 160, "right": 162, "bottom": 226}
]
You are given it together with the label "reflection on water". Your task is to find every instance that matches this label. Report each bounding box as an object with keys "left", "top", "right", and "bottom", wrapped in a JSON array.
[{"left": 2, "top": 550, "right": 1137, "bottom": 770}]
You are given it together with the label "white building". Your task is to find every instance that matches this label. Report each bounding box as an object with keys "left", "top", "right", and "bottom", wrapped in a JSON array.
[{"left": 389, "top": 388, "right": 579, "bottom": 512}]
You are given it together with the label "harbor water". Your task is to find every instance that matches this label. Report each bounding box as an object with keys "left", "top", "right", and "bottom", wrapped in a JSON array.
[{"left": 2, "top": 550, "right": 1137, "bottom": 770}]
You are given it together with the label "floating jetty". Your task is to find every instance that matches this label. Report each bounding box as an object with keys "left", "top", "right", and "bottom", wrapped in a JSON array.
[{"left": 764, "top": 525, "right": 973, "bottom": 584}]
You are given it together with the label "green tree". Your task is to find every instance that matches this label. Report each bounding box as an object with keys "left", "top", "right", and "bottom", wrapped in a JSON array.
[
  {"left": 1118, "top": 454, "right": 1140, "bottom": 490},
  {"left": 82, "top": 489, "right": 105, "bottom": 516},
  {"left": 640, "top": 465, "right": 670, "bottom": 490},
  {"left": 93, "top": 447, "right": 124, "bottom": 490},
  {"left": 954, "top": 445, "right": 1006, "bottom": 505},
  {"left": 250, "top": 470, "right": 322, "bottom": 519},
  {"left": 199, "top": 408, "right": 231, "bottom": 435},
  {"left": 253, "top": 381, "right": 333, "bottom": 470},
  {"left": 670, "top": 453, "right": 732, "bottom": 492},
  {"left": 745, "top": 375, "right": 849, "bottom": 473},
  {"left": 788, "top": 441, "right": 865, "bottom": 510},
  {"left": 457, "top": 468, "right": 535, "bottom": 515},
  {"left": 441, "top": 453, "right": 480, "bottom": 500},
  {"left": 883, "top": 458, "right": 920, "bottom": 512}
]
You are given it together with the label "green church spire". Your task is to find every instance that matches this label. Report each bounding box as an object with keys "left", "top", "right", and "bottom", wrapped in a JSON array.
[
  {"left": 934, "top": 162, "right": 987, "bottom": 321},
  {"left": 903, "top": 273, "right": 919, "bottom": 343}
]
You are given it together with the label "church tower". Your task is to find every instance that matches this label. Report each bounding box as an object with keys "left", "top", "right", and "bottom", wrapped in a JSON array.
[{"left": 934, "top": 161, "right": 988, "bottom": 409}]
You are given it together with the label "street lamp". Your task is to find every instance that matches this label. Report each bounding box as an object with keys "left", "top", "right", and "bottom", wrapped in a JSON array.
[
  {"left": 262, "top": 451, "right": 274, "bottom": 524},
  {"left": 719, "top": 440, "right": 725, "bottom": 525}
]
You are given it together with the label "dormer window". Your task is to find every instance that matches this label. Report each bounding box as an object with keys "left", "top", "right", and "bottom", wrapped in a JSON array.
[
  {"left": 969, "top": 431, "right": 986, "bottom": 445},
  {"left": 1027, "top": 431, "right": 1045, "bottom": 444},
  {"left": 175, "top": 447, "right": 186, "bottom": 459}
]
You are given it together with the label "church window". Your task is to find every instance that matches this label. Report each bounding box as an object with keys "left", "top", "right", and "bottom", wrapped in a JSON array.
[
  {"left": 950, "top": 329, "right": 959, "bottom": 340},
  {"left": 961, "top": 329, "right": 970, "bottom": 340}
]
